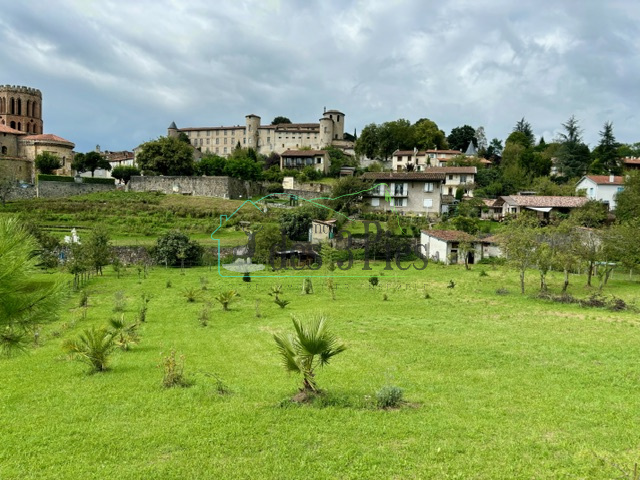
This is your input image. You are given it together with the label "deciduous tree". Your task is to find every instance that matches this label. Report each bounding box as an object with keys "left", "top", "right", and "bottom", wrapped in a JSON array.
[
  {"left": 135, "top": 136, "right": 195, "bottom": 176},
  {"left": 35, "top": 152, "right": 61, "bottom": 174}
]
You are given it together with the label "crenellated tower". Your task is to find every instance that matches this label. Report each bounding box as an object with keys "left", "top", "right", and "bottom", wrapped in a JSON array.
[{"left": 0, "top": 85, "right": 43, "bottom": 134}]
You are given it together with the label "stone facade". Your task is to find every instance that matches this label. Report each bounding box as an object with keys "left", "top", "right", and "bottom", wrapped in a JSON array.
[
  {"left": 128, "top": 175, "right": 264, "bottom": 200},
  {"left": 0, "top": 85, "right": 75, "bottom": 182},
  {"left": 0, "top": 85, "right": 43, "bottom": 135},
  {"left": 168, "top": 108, "right": 351, "bottom": 158}
]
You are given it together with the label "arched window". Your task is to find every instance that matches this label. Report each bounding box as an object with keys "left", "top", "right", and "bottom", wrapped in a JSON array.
[
  {"left": 26, "top": 100, "right": 30, "bottom": 117},
  {"left": 17, "top": 98, "right": 21, "bottom": 115},
  {"left": 10, "top": 121, "right": 16, "bottom": 129},
  {"left": 1, "top": 146, "right": 7, "bottom": 155},
  {"left": 32, "top": 101, "right": 37, "bottom": 118},
  {"left": 10, "top": 98, "right": 15, "bottom": 114},
  {"left": 17, "top": 122, "right": 21, "bottom": 131},
  {"left": 0, "top": 97, "right": 4, "bottom": 113}
]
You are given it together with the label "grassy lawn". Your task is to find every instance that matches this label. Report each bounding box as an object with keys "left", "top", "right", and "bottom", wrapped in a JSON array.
[{"left": 3, "top": 262, "right": 640, "bottom": 479}]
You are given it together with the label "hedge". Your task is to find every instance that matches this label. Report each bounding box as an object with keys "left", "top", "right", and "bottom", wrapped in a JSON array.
[
  {"left": 82, "top": 177, "right": 115, "bottom": 185},
  {"left": 37, "top": 174, "right": 74, "bottom": 183}
]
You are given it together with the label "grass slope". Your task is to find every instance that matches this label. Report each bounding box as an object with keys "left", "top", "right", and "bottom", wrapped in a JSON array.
[{"left": 2, "top": 264, "right": 640, "bottom": 479}]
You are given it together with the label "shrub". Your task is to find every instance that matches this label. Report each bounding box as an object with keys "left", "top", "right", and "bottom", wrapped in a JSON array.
[
  {"left": 243, "top": 272, "right": 251, "bottom": 282},
  {"left": 382, "top": 293, "right": 388, "bottom": 301},
  {"left": 274, "top": 298, "right": 290, "bottom": 309},
  {"left": 214, "top": 290, "right": 239, "bottom": 311},
  {"left": 376, "top": 385, "right": 404, "bottom": 409},
  {"left": 113, "top": 291, "right": 126, "bottom": 312},
  {"left": 182, "top": 287, "right": 201, "bottom": 303},
  {"left": 62, "top": 327, "right": 116, "bottom": 373},
  {"left": 160, "top": 350, "right": 192, "bottom": 388},
  {"left": 153, "top": 230, "right": 204, "bottom": 267},
  {"left": 369, "top": 276, "right": 379, "bottom": 287},
  {"left": 166, "top": 280, "right": 172, "bottom": 288},
  {"left": 138, "top": 293, "right": 150, "bottom": 323},
  {"left": 82, "top": 177, "right": 116, "bottom": 185},
  {"left": 302, "top": 278, "right": 313, "bottom": 294},
  {"left": 37, "top": 174, "right": 74, "bottom": 183},
  {"left": 109, "top": 315, "right": 140, "bottom": 351},
  {"left": 79, "top": 290, "right": 89, "bottom": 308},
  {"left": 198, "top": 304, "right": 210, "bottom": 327},
  {"left": 479, "top": 270, "right": 488, "bottom": 277}
]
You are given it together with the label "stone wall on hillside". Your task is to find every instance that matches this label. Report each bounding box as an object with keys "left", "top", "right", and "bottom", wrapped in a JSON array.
[
  {"left": 37, "top": 181, "right": 115, "bottom": 198},
  {"left": 128, "top": 176, "right": 264, "bottom": 200}
]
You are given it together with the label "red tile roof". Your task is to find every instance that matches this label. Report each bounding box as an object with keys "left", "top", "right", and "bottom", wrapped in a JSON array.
[
  {"left": 501, "top": 195, "right": 588, "bottom": 208},
  {"left": 20, "top": 134, "right": 74, "bottom": 146},
  {"left": 421, "top": 229, "right": 478, "bottom": 242},
  {"left": 361, "top": 171, "right": 446, "bottom": 181},
  {"left": 426, "top": 166, "right": 477, "bottom": 174},
  {"left": 623, "top": 157, "right": 640, "bottom": 165},
  {"left": 584, "top": 175, "right": 625, "bottom": 185},
  {"left": 0, "top": 124, "right": 25, "bottom": 135},
  {"left": 394, "top": 149, "right": 463, "bottom": 157}
]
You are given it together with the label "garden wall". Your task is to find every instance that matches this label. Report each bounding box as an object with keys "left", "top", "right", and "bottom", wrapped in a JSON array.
[
  {"left": 37, "top": 181, "right": 116, "bottom": 198},
  {"left": 128, "top": 176, "right": 264, "bottom": 200}
]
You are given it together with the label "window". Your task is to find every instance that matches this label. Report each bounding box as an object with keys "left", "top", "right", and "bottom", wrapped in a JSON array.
[
  {"left": 215, "top": 147, "right": 219, "bottom": 153},
  {"left": 244, "top": 138, "right": 246, "bottom": 144},
  {"left": 206, "top": 139, "right": 210, "bottom": 145},
  {"left": 424, "top": 182, "right": 433, "bottom": 192},
  {"left": 448, "top": 175, "right": 454, "bottom": 181},
  {"left": 224, "top": 147, "right": 227, "bottom": 154},
  {"left": 216, "top": 130, "right": 220, "bottom": 136},
  {"left": 316, "top": 158, "right": 322, "bottom": 164},
  {"left": 423, "top": 199, "right": 433, "bottom": 208},
  {"left": 216, "top": 138, "right": 219, "bottom": 144},
  {"left": 460, "top": 175, "right": 467, "bottom": 183},
  {"left": 390, "top": 198, "right": 407, "bottom": 207},
  {"left": 206, "top": 131, "right": 210, "bottom": 136},
  {"left": 267, "top": 137, "right": 270, "bottom": 143},
  {"left": 199, "top": 139, "right": 203, "bottom": 146},
  {"left": 224, "top": 138, "right": 227, "bottom": 144},
  {"left": 371, "top": 198, "right": 380, "bottom": 207},
  {"left": 1, "top": 146, "right": 7, "bottom": 154},
  {"left": 224, "top": 130, "right": 228, "bottom": 135}
]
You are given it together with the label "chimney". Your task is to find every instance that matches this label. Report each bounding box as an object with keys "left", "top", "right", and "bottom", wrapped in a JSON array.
[{"left": 609, "top": 174, "right": 614, "bottom": 183}]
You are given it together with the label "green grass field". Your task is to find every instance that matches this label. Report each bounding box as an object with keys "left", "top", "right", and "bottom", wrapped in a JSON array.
[{"left": 3, "top": 262, "right": 640, "bottom": 479}]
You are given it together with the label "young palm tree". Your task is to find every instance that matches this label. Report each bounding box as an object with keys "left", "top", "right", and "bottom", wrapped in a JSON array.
[
  {"left": 273, "top": 315, "right": 346, "bottom": 393},
  {"left": 63, "top": 327, "right": 116, "bottom": 373},
  {"left": 214, "top": 290, "right": 239, "bottom": 311}
]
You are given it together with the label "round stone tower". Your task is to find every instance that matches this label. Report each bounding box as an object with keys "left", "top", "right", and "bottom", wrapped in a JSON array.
[
  {"left": 245, "top": 114, "right": 261, "bottom": 149},
  {"left": 323, "top": 109, "right": 345, "bottom": 141},
  {"left": 0, "top": 85, "right": 43, "bottom": 134}
]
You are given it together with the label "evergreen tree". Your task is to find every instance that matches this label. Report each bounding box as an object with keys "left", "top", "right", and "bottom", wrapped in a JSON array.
[
  {"left": 513, "top": 117, "right": 535, "bottom": 147},
  {"left": 0, "top": 217, "right": 65, "bottom": 354},
  {"left": 590, "top": 121, "right": 621, "bottom": 175},
  {"left": 556, "top": 115, "right": 591, "bottom": 178}
]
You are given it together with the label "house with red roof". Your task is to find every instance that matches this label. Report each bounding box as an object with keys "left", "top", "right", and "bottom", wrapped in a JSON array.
[{"left": 575, "top": 174, "right": 625, "bottom": 211}]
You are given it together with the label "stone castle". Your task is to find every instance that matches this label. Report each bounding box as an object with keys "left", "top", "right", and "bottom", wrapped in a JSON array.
[
  {"left": 167, "top": 108, "right": 353, "bottom": 158},
  {"left": 0, "top": 85, "right": 75, "bottom": 182}
]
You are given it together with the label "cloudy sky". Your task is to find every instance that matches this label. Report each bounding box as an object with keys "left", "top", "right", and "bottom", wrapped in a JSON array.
[{"left": 1, "top": 0, "right": 638, "bottom": 152}]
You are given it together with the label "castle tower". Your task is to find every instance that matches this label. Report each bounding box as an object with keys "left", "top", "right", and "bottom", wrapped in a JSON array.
[
  {"left": 323, "top": 109, "right": 345, "bottom": 141},
  {"left": 245, "top": 114, "right": 261, "bottom": 150},
  {"left": 168, "top": 121, "right": 178, "bottom": 138},
  {"left": 0, "top": 85, "right": 43, "bottom": 135}
]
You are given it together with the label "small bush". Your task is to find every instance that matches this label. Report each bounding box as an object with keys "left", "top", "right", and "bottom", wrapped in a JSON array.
[
  {"left": 182, "top": 287, "right": 201, "bottom": 303},
  {"left": 198, "top": 304, "right": 210, "bottom": 327},
  {"left": 369, "top": 276, "right": 379, "bottom": 287},
  {"left": 79, "top": 290, "right": 89, "bottom": 308},
  {"left": 138, "top": 293, "right": 150, "bottom": 323},
  {"left": 479, "top": 270, "right": 488, "bottom": 277},
  {"left": 63, "top": 327, "right": 116, "bottom": 373},
  {"left": 109, "top": 315, "right": 140, "bottom": 351},
  {"left": 214, "top": 290, "right": 239, "bottom": 311},
  {"left": 38, "top": 174, "right": 74, "bottom": 183},
  {"left": 243, "top": 272, "right": 251, "bottom": 282},
  {"left": 376, "top": 385, "right": 404, "bottom": 409},
  {"left": 166, "top": 280, "right": 172, "bottom": 288},
  {"left": 274, "top": 298, "right": 290, "bottom": 309},
  {"left": 302, "top": 278, "right": 313, "bottom": 294},
  {"left": 160, "top": 350, "right": 192, "bottom": 388},
  {"left": 113, "top": 291, "right": 126, "bottom": 312},
  {"left": 382, "top": 293, "right": 388, "bottom": 301}
]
